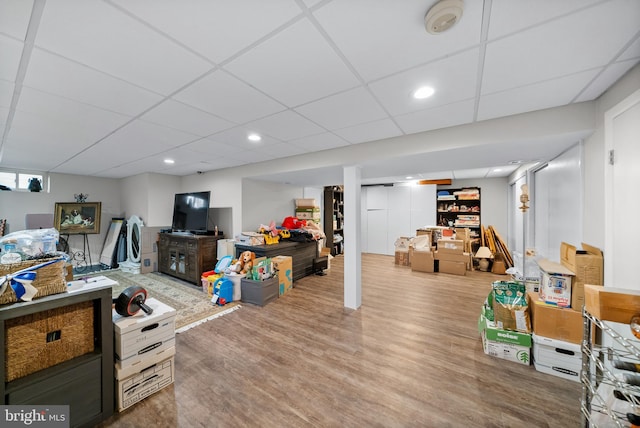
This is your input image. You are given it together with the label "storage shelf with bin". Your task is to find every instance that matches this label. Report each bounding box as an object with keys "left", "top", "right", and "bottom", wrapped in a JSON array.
[
  {"left": 0, "top": 284, "right": 114, "bottom": 427},
  {"left": 436, "top": 187, "right": 481, "bottom": 231},
  {"left": 324, "top": 185, "right": 344, "bottom": 256},
  {"left": 581, "top": 284, "right": 640, "bottom": 427}
]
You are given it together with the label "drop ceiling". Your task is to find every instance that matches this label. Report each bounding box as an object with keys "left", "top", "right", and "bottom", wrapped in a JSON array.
[{"left": 0, "top": 0, "right": 638, "bottom": 185}]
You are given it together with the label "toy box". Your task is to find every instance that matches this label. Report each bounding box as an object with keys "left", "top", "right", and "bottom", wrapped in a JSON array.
[{"left": 271, "top": 255, "right": 293, "bottom": 295}]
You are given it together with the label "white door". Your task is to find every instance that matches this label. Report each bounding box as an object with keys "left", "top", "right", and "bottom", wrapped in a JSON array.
[{"left": 605, "top": 89, "right": 640, "bottom": 289}]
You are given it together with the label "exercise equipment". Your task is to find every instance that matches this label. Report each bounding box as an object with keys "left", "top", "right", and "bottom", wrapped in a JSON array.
[{"left": 113, "top": 286, "right": 154, "bottom": 317}]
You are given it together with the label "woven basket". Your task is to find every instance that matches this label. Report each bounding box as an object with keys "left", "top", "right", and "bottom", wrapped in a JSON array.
[
  {"left": 5, "top": 300, "right": 95, "bottom": 381},
  {"left": 0, "top": 257, "right": 67, "bottom": 305}
]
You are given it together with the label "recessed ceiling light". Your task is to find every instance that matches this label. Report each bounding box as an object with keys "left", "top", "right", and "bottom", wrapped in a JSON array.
[
  {"left": 406, "top": 176, "right": 413, "bottom": 179},
  {"left": 248, "top": 133, "right": 261, "bottom": 142},
  {"left": 164, "top": 159, "right": 175, "bottom": 164},
  {"left": 413, "top": 86, "right": 435, "bottom": 99},
  {"left": 492, "top": 168, "right": 503, "bottom": 172}
]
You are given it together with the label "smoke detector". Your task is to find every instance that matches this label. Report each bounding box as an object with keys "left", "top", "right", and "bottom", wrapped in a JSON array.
[{"left": 425, "top": 0, "right": 464, "bottom": 34}]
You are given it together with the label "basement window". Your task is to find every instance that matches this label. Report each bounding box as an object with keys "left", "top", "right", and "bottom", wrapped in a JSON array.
[{"left": 0, "top": 170, "right": 47, "bottom": 192}]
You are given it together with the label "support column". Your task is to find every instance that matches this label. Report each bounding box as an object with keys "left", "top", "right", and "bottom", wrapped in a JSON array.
[{"left": 343, "top": 165, "right": 361, "bottom": 309}]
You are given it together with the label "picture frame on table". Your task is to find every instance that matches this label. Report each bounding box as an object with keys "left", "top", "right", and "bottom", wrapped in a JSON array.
[{"left": 54, "top": 202, "right": 102, "bottom": 234}]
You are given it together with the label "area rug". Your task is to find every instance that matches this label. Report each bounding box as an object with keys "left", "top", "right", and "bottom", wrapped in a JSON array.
[{"left": 94, "top": 270, "right": 241, "bottom": 333}]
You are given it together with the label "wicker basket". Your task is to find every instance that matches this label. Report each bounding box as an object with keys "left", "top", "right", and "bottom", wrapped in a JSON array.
[
  {"left": 0, "top": 257, "right": 67, "bottom": 305},
  {"left": 5, "top": 300, "right": 95, "bottom": 381}
]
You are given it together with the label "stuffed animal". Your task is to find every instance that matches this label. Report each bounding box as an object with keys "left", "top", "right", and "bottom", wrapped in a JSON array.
[{"left": 238, "top": 250, "right": 255, "bottom": 276}]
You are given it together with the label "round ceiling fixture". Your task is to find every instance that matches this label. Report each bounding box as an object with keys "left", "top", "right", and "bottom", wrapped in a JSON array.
[{"left": 425, "top": 0, "right": 464, "bottom": 34}]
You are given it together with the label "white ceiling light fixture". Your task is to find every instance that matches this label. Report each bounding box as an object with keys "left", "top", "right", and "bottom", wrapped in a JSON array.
[
  {"left": 163, "top": 158, "right": 175, "bottom": 164},
  {"left": 248, "top": 133, "right": 261, "bottom": 142},
  {"left": 425, "top": 0, "right": 464, "bottom": 35},
  {"left": 413, "top": 86, "right": 435, "bottom": 99}
]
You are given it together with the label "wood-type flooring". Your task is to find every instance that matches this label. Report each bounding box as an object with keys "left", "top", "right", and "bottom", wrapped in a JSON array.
[{"left": 99, "top": 253, "right": 581, "bottom": 428}]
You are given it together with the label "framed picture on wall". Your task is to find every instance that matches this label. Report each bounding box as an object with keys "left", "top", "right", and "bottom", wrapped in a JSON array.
[{"left": 54, "top": 202, "right": 102, "bottom": 234}]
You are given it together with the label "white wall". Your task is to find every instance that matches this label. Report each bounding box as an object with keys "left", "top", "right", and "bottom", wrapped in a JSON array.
[
  {"left": 0, "top": 172, "right": 122, "bottom": 263},
  {"left": 241, "top": 178, "right": 305, "bottom": 234},
  {"left": 361, "top": 183, "right": 436, "bottom": 255}
]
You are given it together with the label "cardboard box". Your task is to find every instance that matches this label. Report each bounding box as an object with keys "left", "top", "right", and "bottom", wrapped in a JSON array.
[
  {"left": 272, "top": 255, "right": 293, "bottom": 295},
  {"left": 436, "top": 239, "right": 464, "bottom": 254},
  {"left": 528, "top": 292, "right": 583, "bottom": 344},
  {"left": 532, "top": 334, "right": 581, "bottom": 382},
  {"left": 560, "top": 242, "right": 603, "bottom": 311},
  {"left": 141, "top": 226, "right": 164, "bottom": 254},
  {"left": 295, "top": 198, "right": 317, "bottom": 207},
  {"left": 295, "top": 207, "right": 321, "bottom": 220},
  {"left": 394, "top": 237, "right": 411, "bottom": 252},
  {"left": 584, "top": 284, "right": 640, "bottom": 324},
  {"left": 140, "top": 251, "right": 158, "bottom": 274},
  {"left": 478, "top": 315, "right": 531, "bottom": 366},
  {"left": 439, "top": 260, "right": 466, "bottom": 276},
  {"left": 435, "top": 251, "right": 471, "bottom": 270},
  {"left": 411, "top": 250, "right": 434, "bottom": 273},
  {"left": 538, "top": 259, "right": 574, "bottom": 308},
  {"left": 113, "top": 298, "right": 176, "bottom": 364},
  {"left": 115, "top": 347, "right": 175, "bottom": 412},
  {"left": 394, "top": 251, "right": 410, "bottom": 266}
]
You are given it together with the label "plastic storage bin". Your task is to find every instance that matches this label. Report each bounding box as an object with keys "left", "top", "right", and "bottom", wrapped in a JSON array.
[{"left": 240, "top": 277, "right": 278, "bottom": 306}]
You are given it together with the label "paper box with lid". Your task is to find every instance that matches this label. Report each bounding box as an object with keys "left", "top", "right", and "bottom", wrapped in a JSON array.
[
  {"left": 113, "top": 298, "right": 176, "bottom": 363},
  {"left": 537, "top": 258, "right": 574, "bottom": 308}
]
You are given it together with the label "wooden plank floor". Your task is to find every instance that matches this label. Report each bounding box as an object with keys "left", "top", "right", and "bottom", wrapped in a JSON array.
[{"left": 99, "top": 253, "right": 581, "bottom": 428}]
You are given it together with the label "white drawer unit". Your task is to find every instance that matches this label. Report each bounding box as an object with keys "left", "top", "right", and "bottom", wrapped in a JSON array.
[{"left": 113, "top": 298, "right": 176, "bottom": 362}]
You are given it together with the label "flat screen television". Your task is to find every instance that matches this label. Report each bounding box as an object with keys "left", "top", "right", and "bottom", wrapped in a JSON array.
[{"left": 171, "top": 191, "right": 210, "bottom": 234}]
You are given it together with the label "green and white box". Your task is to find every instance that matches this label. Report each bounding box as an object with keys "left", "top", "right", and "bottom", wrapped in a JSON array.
[{"left": 479, "top": 314, "right": 531, "bottom": 366}]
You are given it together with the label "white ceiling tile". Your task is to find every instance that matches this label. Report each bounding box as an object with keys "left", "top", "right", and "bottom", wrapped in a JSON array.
[
  {"left": 183, "top": 138, "right": 242, "bottom": 159},
  {"left": 206, "top": 126, "right": 283, "bottom": 152},
  {"left": 287, "top": 132, "right": 349, "bottom": 152},
  {"left": 225, "top": 19, "right": 360, "bottom": 107},
  {"left": 478, "top": 69, "right": 601, "bottom": 121},
  {"left": 140, "top": 99, "right": 235, "bottom": 137},
  {"left": 174, "top": 70, "right": 285, "bottom": 124},
  {"left": 482, "top": 1, "right": 640, "bottom": 94},
  {"left": 252, "top": 141, "right": 308, "bottom": 158},
  {"left": 247, "top": 110, "right": 325, "bottom": 141},
  {"left": 333, "top": 119, "right": 402, "bottom": 144},
  {"left": 394, "top": 99, "right": 475, "bottom": 135},
  {"left": 1, "top": 141, "right": 69, "bottom": 171},
  {"left": 0, "top": 80, "right": 14, "bottom": 109},
  {"left": 0, "top": 35, "right": 22, "bottom": 81},
  {"left": 488, "top": 0, "right": 602, "bottom": 40},
  {"left": 295, "top": 87, "right": 388, "bottom": 130},
  {"left": 618, "top": 37, "right": 640, "bottom": 62},
  {"left": 16, "top": 86, "right": 131, "bottom": 137},
  {"left": 111, "top": 0, "right": 302, "bottom": 64},
  {"left": 24, "top": 49, "right": 163, "bottom": 116},
  {"left": 0, "top": 0, "right": 34, "bottom": 40},
  {"left": 301, "top": 0, "right": 323, "bottom": 8},
  {"left": 453, "top": 168, "right": 489, "bottom": 179},
  {"left": 369, "top": 49, "right": 479, "bottom": 116},
  {"left": 0, "top": 106, "right": 8, "bottom": 132},
  {"left": 575, "top": 59, "right": 640, "bottom": 102},
  {"left": 106, "top": 120, "right": 200, "bottom": 150},
  {"left": 314, "top": 0, "right": 484, "bottom": 81},
  {"left": 36, "top": 0, "right": 212, "bottom": 94}
]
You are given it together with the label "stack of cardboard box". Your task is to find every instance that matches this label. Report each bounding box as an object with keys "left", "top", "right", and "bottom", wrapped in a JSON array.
[
  {"left": 294, "top": 198, "right": 320, "bottom": 222},
  {"left": 479, "top": 242, "right": 603, "bottom": 379}
]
